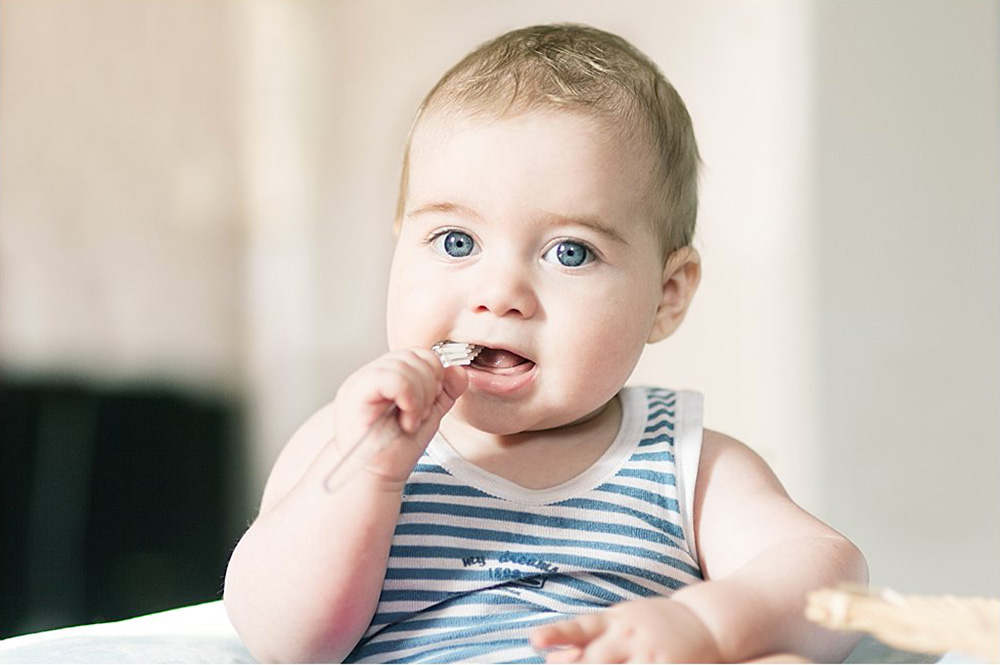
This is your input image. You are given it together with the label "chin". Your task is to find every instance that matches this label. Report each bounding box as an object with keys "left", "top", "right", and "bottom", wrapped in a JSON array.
[
  {"left": 456, "top": 413, "right": 525, "bottom": 436},
  {"left": 452, "top": 394, "right": 591, "bottom": 436},
  {"left": 450, "top": 400, "right": 534, "bottom": 436}
]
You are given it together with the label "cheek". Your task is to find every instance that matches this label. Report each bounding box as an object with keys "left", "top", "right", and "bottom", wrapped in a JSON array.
[
  {"left": 386, "top": 288, "right": 436, "bottom": 351},
  {"left": 385, "top": 253, "right": 430, "bottom": 350},
  {"left": 385, "top": 251, "right": 459, "bottom": 351},
  {"left": 580, "top": 319, "right": 648, "bottom": 380},
  {"left": 385, "top": 296, "right": 414, "bottom": 351},
  {"left": 548, "top": 287, "right": 656, "bottom": 383}
]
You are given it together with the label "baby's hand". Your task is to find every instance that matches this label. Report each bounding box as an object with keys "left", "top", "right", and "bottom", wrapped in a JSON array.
[
  {"left": 530, "top": 596, "right": 722, "bottom": 664},
  {"left": 332, "top": 347, "right": 468, "bottom": 487}
]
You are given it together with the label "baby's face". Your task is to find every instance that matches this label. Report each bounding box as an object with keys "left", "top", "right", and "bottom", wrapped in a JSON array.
[{"left": 387, "top": 110, "right": 666, "bottom": 434}]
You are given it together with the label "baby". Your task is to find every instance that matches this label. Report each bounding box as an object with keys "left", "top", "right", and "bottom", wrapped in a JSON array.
[{"left": 224, "top": 24, "right": 867, "bottom": 663}]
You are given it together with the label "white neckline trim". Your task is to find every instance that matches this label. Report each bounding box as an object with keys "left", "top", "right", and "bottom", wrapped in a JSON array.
[{"left": 426, "top": 387, "right": 646, "bottom": 506}]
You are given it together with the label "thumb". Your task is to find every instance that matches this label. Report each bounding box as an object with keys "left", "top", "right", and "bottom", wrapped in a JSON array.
[
  {"left": 413, "top": 366, "right": 468, "bottom": 442},
  {"left": 441, "top": 365, "right": 469, "bottom": 403}
]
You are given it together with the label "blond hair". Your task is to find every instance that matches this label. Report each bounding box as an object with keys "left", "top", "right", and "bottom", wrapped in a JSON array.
[{"left": 396, "top": 23, "right": 700, "bottom": 260}]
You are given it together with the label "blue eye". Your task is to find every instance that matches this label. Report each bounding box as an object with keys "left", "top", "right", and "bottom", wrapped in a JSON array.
[
  {"left": 433, "top": 230, "right": 476, "bottom": 258},
  {"left": 544, "top": 240, "right": 592, "bottom": 268}
]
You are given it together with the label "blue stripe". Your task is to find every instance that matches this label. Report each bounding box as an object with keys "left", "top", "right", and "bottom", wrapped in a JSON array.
[
  {"left": 396, "top": 504, "right": 681, "bottom": 546},
  {"left": 378, "top": 588, "right": 460, "bottom": 603},
  {"left": 631, "top": 450, "right": 675, "bottom": 462},
  {"left": 589, "top": 571, "right": 668, "bottom": 598},
  {"left": 371, "top": 593, "right": 530, "bottom": 628},
  {"left": 615, "top": 468, "right": 675, "bottom": 484},
  {"left": 384, "top": 637, "right": 539, "bottom": 663},
  {"left": 412, "top": 463, "right": 450, "bottom": 474},
  {"left": 403, "top": 482, "right": 494, "bottom": 498},
  {"left": 593, "top": 482, "right": 680, "bottom": 516},
  {"left": 552, "top": 497, "right": 683, "bottom": 539},
  {"left": 548, "top": 574, "right": 625, "bottom": 604},
  {"left": 386, "top": 544, "right": 701, "bottom": 584},
  {"left": 644, "top": 418, "right": 674, "bottom": 434},
  {"left": 375, "top": 610, "right": 541, "bottom": 635},
  {"left": 370, "top": 591, "right": 563, "bottom": 632},
  {"left": 391, "top": 524, "right": 684, "bottom": 566},
  {"left": 599, "top": 565, "right": 703, "bottom": 593},
  {"left": 638, "top": 432, "right": 675, "bottom": 447},
  {"left": 644, "top": 411, "right": 676, "bottom": 423},
  {"left": 384, "top": 567, "right": 492, "bottom": 582},
  {"left": 647, "top": 410, "right": 676, "bottom": 425},
  {"left": 356, "top": 615, "right": 555, "bottom": 658},
  {"left": 514, "top": 587, "right": 615, "bottom": 609},
  {"left": 400, "top": 499, "right": 671, "bottom": 534}
]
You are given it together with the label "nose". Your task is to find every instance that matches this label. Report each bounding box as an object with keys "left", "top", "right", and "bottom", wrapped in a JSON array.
[{"left": 468, "top": 254, "right": 539, "bottom": 319}]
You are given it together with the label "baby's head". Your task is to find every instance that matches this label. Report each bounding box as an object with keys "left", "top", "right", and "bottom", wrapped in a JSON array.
[
  {"left": 396, "top": 23, "right": 700, "bottom": 261},
  {"left": 387, "top": 24, "right": 703, "bottom": 433}
]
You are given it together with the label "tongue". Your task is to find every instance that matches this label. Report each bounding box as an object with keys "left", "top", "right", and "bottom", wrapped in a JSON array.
[{"left": 473, "top": 347, "right": 529, "bottom": 370}]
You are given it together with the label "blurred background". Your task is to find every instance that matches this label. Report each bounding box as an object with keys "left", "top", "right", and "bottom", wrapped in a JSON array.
[{"left": 1, "top": 0, "right": 997, "bottom": 639}]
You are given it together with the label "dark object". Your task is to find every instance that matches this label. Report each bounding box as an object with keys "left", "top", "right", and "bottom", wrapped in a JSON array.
[{"left": 0, "top": 374, "right": 245, "bottom": 639}]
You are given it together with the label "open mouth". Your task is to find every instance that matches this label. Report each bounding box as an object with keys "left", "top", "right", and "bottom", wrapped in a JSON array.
[
  {"left": 470, "top": 346, "right": 535, "bottom": 374},
  {"left": 466, "top": 345, "right": 536, "bottom": 395}
]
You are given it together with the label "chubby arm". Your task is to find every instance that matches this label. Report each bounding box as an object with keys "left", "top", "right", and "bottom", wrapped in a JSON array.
[
  {"left": 223, "top": 349, "right": 468, "bottom": 663},
  {"left": 532, "top": 430, "right": 868, "bottom": 663},
  {"left": 670, "top": 430, "right": 868, "bottom": 661}
]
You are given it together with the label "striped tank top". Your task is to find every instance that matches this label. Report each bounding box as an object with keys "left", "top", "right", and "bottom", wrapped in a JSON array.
[{"left": 346, "top": 386, "right": 705, "bottom": 663}]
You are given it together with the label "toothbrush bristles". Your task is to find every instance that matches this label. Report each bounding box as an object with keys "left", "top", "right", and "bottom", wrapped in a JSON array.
[{"left": 432, "top": 341, "right": 483, "bottom": 367}]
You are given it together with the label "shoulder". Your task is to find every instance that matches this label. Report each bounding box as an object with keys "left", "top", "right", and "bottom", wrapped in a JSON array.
[
  {"left": 693, "top": 429, "right": 848, "bottom": 578},
  {"left": 698, "top": 429, "right": 784, "bottom": 493},
  {"left": 258, "top": 400, "right": 338, "bottom": 514},
  {"left": 693, "top": 429, "right": 791, "bottom": 529}
]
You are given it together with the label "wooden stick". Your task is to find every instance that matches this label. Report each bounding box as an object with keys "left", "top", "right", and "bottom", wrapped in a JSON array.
[{"left": 806, "top": 585, "right": 999, "bottom": 662}]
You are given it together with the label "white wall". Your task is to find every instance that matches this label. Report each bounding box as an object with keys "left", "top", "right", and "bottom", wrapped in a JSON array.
[
  {"left": 810, "top": 1, "right": 1000, "bottom": 596},
  {"left": 2, "top": 0, "right": 996, "bottom": 597},
  {"left": 1, "top": 2, "right": 244, "bottom": 392}
]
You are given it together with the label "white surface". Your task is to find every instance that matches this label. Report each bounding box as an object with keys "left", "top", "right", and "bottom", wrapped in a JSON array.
[{"left": 0, "top": 601, "right": 254, "bottom": 664}]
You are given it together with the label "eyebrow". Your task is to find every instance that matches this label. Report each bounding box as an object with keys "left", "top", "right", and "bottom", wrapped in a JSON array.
[
  {"left": 406, "top": 201, "right": 482, "bottom": 221},
  {"left": 407, "top": 202, "right": 628, "bottom": 246},
  {"left": 539, "top": 211, "right": 629, "bottom": 246}
]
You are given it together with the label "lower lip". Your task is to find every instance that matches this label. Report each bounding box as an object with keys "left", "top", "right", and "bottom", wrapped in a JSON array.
[{"left": 466, "top": 362, "right": 537, "bottom": 396}]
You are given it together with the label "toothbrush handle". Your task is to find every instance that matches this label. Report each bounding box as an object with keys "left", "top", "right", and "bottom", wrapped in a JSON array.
[{"left": 322, "top": 402, "right": 399, "bottom": 493}]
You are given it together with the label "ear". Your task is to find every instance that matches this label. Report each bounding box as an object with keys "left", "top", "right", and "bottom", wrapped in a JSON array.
[{"left": 647, "top": 246, "right": 702, "bottom": 344}]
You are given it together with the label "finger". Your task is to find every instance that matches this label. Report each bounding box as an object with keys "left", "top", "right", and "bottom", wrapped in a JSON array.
[
  {"left": 336, "top": 366, "right": 423, "bottom": 442},
  {"left": 376, "top": 349, "right": 448, "bottom": 431},
  {"left": 578, "top": 636, "right": 628, "bottom": 664},
  {"left": 745, "top": 654, "right": 810, "bottom": 663},
  {"left": 369, "top": 363, "right": 429, "bottom": 433},
  {"left": 396, "top": 350, "right": 469, "bottom": 429},
  {"left": 542, "top": 646, "right": 583, "bottom": 664},
  {"left": 399, "top": 347, "right": 446, "bottom": 390},
  {"left": 411, "top": 345, "right": 448, "bottom": 373},
  {"left": 530, "top": 614, "right": 606, "bottom": 649},
  {"left": 386, "top": 353, "right": 441, "bottom": 431}
]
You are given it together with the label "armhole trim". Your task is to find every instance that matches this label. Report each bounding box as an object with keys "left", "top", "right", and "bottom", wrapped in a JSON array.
[{"left": 673, "top": 390, "right": 704, "bottom": 565}]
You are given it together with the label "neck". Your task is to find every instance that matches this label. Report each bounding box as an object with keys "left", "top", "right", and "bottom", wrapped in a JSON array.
[{"left": 437, "top": 394, "right": 623, "bottom": 490}]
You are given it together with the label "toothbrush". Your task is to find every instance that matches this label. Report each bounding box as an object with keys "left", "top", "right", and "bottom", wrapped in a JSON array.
[{"left": 323, "top": 341, "right": 482, "bottom": 492}]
